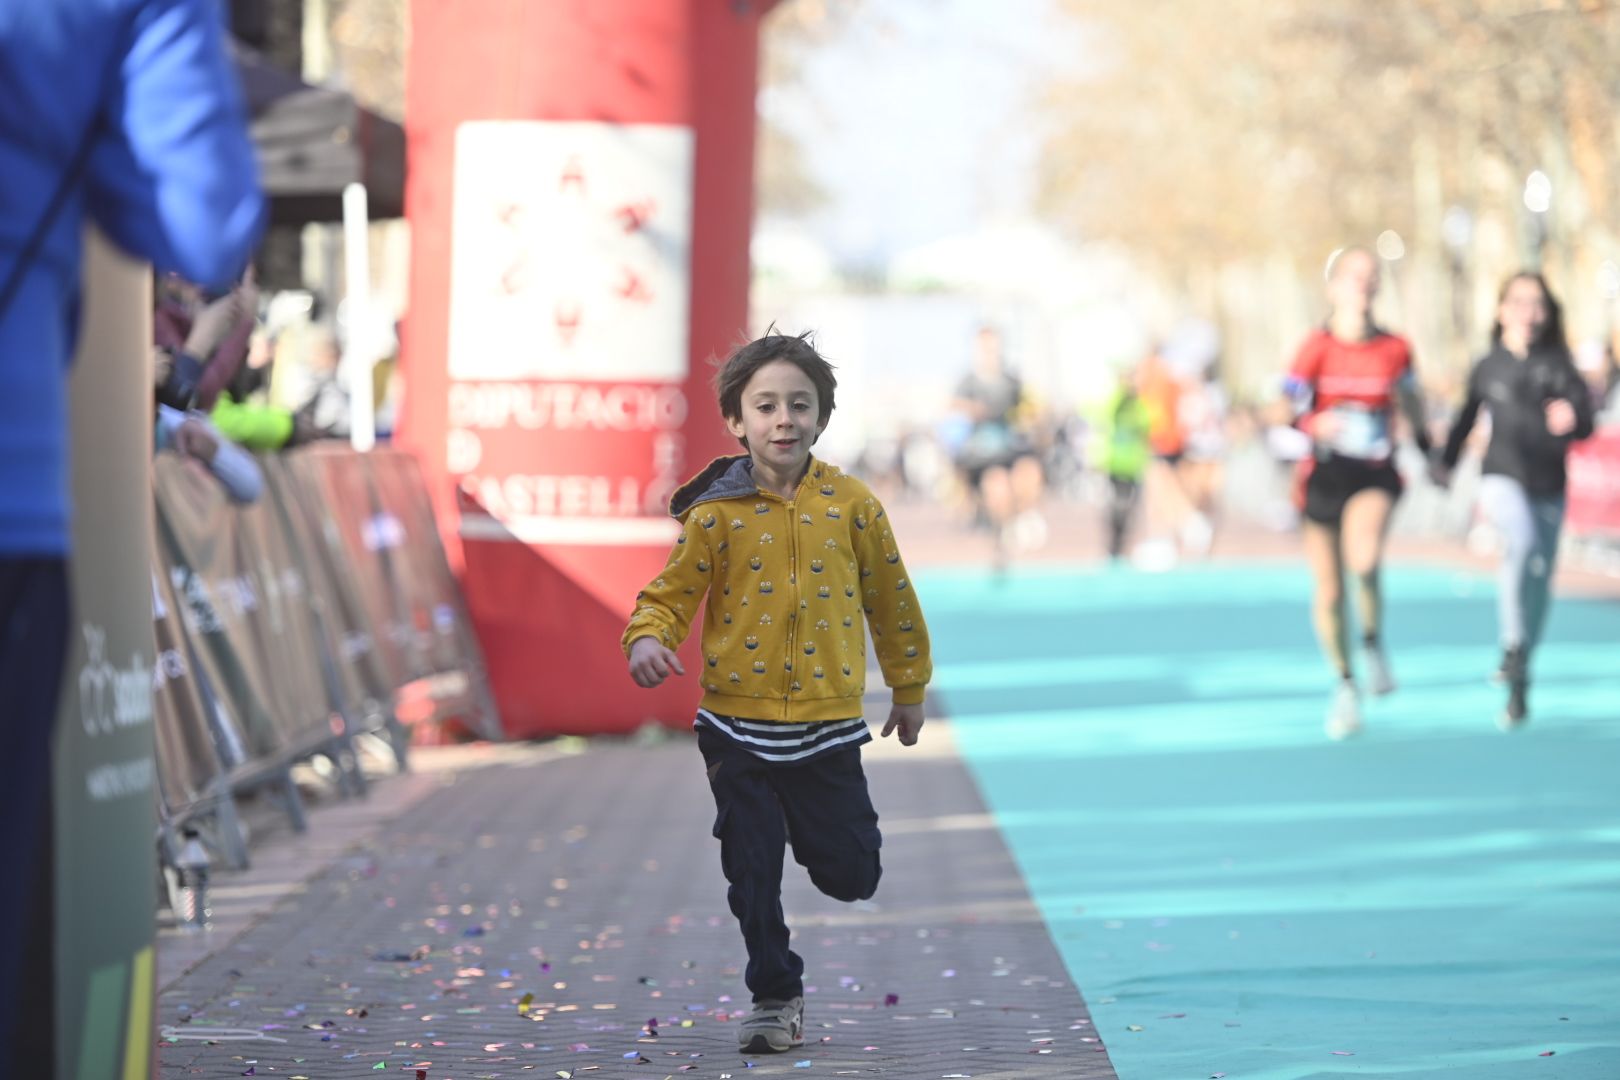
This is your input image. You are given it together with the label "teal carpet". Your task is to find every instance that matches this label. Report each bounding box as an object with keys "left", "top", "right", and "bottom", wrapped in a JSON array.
[{"left": 923, "top": 562, "right": 1620, "bottom": 1080}]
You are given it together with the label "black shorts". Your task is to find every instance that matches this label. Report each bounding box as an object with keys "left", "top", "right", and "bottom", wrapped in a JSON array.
[
  {"left": 1302, "top": 454, "right": 1402, "bottom": 525},
  {"left": 960, "top": 441, "right": 1038, "bottom": 490}
]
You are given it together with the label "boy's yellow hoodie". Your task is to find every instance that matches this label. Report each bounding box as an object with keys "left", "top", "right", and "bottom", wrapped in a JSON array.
[{"left": 622, "top": 455, "right": 931, "bottom": 723}]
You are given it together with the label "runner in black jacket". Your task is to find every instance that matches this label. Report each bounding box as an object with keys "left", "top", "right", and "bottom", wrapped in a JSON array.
[{"left": 1435, "top": 272, "right": 1595, "bottom": 728}]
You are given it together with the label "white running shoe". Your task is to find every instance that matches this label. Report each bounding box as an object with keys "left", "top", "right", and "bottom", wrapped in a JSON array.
[
  {"left": 1181, "top": 512, "right": 1214, "bottom": 557},
  {"left": 1013, "top": 510, "right": 1049, "bottom": 552},
  {"left": 1325, "top": 681, "right": 1364, "bottom": 740},
  {"left": 1365, "top": 643, "right": 1397, "bottom": 696},
  {"left": 1131, "top": 538, "right": 1178, "bottom": 573}
]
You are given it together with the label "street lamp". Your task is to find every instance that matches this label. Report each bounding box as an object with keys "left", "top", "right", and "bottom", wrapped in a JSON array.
[{"left": 1523, "top": 170, "right": 1552, "bottom": 268}]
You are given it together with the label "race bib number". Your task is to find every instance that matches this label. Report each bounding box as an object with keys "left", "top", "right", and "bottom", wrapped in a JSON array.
[{"left": 1324, "top": 406, "right": 1391, "bottom": 461}]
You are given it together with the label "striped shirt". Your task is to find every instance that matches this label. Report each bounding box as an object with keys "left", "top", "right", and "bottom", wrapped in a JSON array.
[{"left": 695, "top": 709, "right": 871, "bottom": 764}]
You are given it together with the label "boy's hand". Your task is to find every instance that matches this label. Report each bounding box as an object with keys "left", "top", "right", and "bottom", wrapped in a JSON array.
[
  {"left": 628, "top": 636, "right": 685, "bottom": 688},
  {"left": 880, "top": 702, "right": 925, "bottom": 747}
]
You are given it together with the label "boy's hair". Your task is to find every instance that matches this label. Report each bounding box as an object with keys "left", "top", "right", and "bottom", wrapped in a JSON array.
[{"left": 714, "top": 328, "right": 837, "bottom": 437}]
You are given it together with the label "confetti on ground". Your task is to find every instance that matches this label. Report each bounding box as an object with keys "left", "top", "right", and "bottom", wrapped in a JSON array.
[{"left": 155, "top": 727, "right": 1117, "bottom": 1080}]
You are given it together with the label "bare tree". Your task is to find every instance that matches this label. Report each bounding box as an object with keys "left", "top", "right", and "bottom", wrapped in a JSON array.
[{"left": 1039, "top": 0, "right": 1620, "bottom": 394}]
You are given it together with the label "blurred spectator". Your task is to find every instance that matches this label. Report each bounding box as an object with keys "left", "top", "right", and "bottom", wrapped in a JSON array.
[
  {"left": 1088, "top": 364, "right": 1153, "bottom": 561},
  {"left": 1045, "top": 410, "right": 1090, "bottom": 502},
  {"left": 154, "top": 403, "right": 263, "bottom": 503},
  {"left": 1178, "top": 362, "right": 1229, "bottom": 555},
  {"left": 1134, "top": 349, "right": 1195, "bottom": 568},
  {"left": 210, "top": 329, "right": 321, "bottom": 450},
  {"left": 372, "top": 336, "right": 404, "bottom": 440},
  {"left": 856, "top": 432, "right": 905, "bottom": 498},
  {"left": 899, "top": 425, "right": 948, "bottom": 501},
  {"left": 950, "top": 326, "right": 1047, "bottom": 559},
  {"left": 151, "top": 273, "right": 264, "bottom": 499},
  {"left": 293, "top": 326, "right": 352, "bottom": 440},
  {"left": 0, "top": 0, "right": 263, "bottom": 1068},
  {"left": 153, "top": 271, "right": 258, "bottom": 411}
]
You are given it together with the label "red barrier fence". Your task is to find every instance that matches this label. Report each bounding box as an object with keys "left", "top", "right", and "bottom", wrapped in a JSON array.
[{"left": 1568, "top": 425, "right": 1620, "bottom": 540}]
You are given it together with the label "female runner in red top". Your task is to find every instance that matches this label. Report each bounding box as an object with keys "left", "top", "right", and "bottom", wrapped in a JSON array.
[{"left": 1284, "top": 247, "right": 1434, "bottom": 739}]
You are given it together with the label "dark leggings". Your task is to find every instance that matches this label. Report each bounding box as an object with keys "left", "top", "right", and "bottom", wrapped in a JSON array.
[
  {"left": 1106, "top": 476, "right": 1141, "bottom": 559},
  {"left": 697, "top": 727, "right": 882, "bottom": 1002}
]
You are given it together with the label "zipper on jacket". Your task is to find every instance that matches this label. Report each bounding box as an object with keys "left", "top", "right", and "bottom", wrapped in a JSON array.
[{"left": 783, "top": 495, "right": 799, "bottom": 717}]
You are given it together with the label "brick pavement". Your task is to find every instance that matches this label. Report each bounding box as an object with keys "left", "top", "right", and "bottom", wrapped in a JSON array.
[{"left": 158, "top": 717, "right": 1117, "bottom": 1080}]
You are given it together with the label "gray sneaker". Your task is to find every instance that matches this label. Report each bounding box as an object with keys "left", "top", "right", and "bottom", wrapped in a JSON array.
[{"left": 738, "top": 996, "right": 804, "bottom": 1054}]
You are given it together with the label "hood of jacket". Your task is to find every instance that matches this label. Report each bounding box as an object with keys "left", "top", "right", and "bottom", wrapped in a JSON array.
[{"left": 669, "top": 455, "right": 760, "bottom": 520}]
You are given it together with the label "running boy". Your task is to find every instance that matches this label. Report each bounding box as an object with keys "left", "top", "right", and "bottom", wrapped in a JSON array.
[{"left": 622, "top": 330, "right": 931, "bottom": 1055}]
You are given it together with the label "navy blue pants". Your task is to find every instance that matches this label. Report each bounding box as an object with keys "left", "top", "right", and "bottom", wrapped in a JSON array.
[
  {"left": 697, "top": 726, "right": 883, "bottom": 1003},
  {"left": 0, "top": 558, "right": 70, "bottom": 1064}
]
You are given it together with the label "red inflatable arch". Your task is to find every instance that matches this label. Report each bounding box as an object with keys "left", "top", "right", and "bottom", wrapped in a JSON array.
[{"left": 397, "top": 0, "right": 777, "bottom": 736}]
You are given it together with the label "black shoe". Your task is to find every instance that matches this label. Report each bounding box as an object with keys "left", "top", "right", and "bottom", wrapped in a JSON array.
[
  {"left": 1493, "top": 644, "right": 1530, "bottom": 684},
  {"left": 1500, "top": 679, "right": 1529, "bottom": 731}
]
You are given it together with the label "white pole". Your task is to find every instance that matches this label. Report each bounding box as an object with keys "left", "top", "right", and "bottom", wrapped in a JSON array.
[{"left": 342, "top": 181, "right": 376, "bottom": 452}]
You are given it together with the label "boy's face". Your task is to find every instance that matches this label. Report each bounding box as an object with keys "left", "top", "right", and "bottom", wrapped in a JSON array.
[{"left": 725, "top": 359, "right": 825, "bottom": 472}]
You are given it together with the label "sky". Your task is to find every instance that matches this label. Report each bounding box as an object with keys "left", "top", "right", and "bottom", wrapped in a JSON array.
[{"left": 759, "top": 0, "right": 1077, "bottom": 267}]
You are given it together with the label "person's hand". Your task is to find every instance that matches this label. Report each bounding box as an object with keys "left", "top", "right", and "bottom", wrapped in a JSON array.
[
  {"left": 880, "top": 701, "right": 925, "bottom": 747},
  {"left": 1545, "top": 398, "right": 1577, "bottom": 437},
  {"left": 235, "top": 275, "right": 260, "bottom": 317},
  {"left": 1308, "top": 410, "right": 1343, "bottom": 443},
  {"left": 152, "top": 346, "right": 176, "bottom": 393},
  {"left": 183, "top": 282, "right": 257, "bottom": 360},
  {"left": 628, "top": 636, "right": 685, "bottom": 688},
  {"left": 174, "top": 417, "right": 219, "bottom": 463}
]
